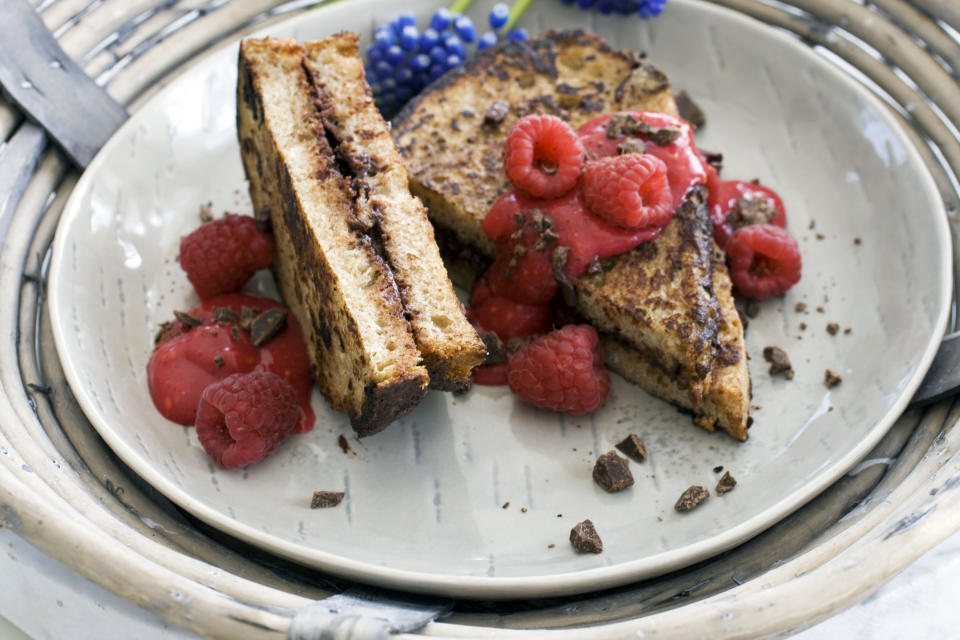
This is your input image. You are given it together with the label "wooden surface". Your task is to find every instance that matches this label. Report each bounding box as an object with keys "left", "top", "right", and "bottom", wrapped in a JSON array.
[{"left": 1, "top": 0, "right": 959, "bottom": 638}]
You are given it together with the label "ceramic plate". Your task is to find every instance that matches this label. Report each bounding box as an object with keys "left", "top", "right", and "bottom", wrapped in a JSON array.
[{"left": 49, "top": 0, "right": 950, "bottom": 598}]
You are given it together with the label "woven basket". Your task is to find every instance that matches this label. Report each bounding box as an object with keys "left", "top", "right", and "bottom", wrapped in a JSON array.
[{"left": 2, "top": 0, "right": 959, "bottom": 638}]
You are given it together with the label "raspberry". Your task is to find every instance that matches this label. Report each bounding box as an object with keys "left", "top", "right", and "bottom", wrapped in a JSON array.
[
  {"left": 469, "top": 292, "right": 552, "bottom": 342},
  {"left": 581, "top": 154, "right": 673, "bottom": 229},
  {"left": 507, "top": 325, "right": 610, "bottom": 414},
  {"left": 179, "top": 214, "right": 274, "bottom": 299},
  {"left": 195, "top": 370, "right": 300, "bottom": 469},
  {"left": 503, "top": 114, "right": 584, "bottom": 199},
  {"left": 726, "top": 224, "right": 802, "bottom": 299}
]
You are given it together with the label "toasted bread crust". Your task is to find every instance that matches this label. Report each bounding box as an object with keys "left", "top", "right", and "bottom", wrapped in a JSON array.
[
  {"left": 395, "top": 30, "right": 750, "bottom": 440},
  {"left": 238, "top": 38, "right": 428, "bottom": 436},
  {"left": 303, "top": 34, "right": 485, "bottom": 390}
]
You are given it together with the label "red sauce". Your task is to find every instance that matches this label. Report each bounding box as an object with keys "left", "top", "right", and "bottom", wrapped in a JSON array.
[{"left": 147, "top": 293, "right": 315, "bottom": 433}]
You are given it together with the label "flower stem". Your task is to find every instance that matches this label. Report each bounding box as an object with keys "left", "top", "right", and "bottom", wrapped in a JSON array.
[
  {"left": 504, "top": 0, "right": 535, "bottom": 32},
  {"left": 449, "top": 0, "right": 476, "bottom": 14}
]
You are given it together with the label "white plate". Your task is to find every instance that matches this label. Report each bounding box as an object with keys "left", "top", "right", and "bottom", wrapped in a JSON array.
[{"left": 49, "top": 0, "right": 950, "bottom": 598}]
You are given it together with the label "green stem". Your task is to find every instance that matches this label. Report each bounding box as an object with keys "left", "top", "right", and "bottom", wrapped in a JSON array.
[
  {"left": 504, "top": 0, "right": 536, "bottom": 32},
  {"left": 449, "top": 0, "right": 476, "bottom": 14}
]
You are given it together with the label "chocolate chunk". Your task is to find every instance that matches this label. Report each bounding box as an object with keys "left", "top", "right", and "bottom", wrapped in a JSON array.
[
  {"left": 154, "top": 320, "right": 177, "bottom": 344},
  {"left": 854, "top": 237, "right": 862, "bottom": 245},
  {"left": 794, "top": 302, "right": 807, "bottom": 313},
  {"left": 592, "top": 451, "right": 634, "bottom": 492},
  {"left": 701, "top": 149, "right": 723, "bottom": 172},
  {"left": 605, "top": 113, "right": 630, "bottom": 138},
  {"left": 646, "top": 125, "right": 681, "bottom": 146},
  {"left": 763, "top": 346, "right": 794, "bottom": 380},
  {"left": 713, "top": 465, "right": 724, "bottom": 473},
  {"left": 799, "top": 322, "right": 807, "bottom": 331},
  {"left": 213, "top": 307, "right": 239, "bottom": 323},
  {"left": 825, "top": 369, "right": 843, "bottom": 389},
  {"left": 615, "top": 433, "right": 647, "bottom": 463},
  {"left": 715, "top": 471, "right": 737, "bottom": 495},
  {"left": 826, "top": 322, "right": 839, "bottom": 335},
  {"left": 732, "top": 196, "right": 775, "bottom": 227},
  {"left": 213, "top": 355, "right": 224, "bottom": 367},
  {"left": 310, "top": 491, "right": 345, "bottom": 509},
  {"left": 675, "top": 89, "right": 706, "bottom": 129},
  {"left": 533, "top": 228, "right": 559, "bottom": 251},
  {"left": 484, "top": 100, "right": 509, "bottom": 125},
  {"left": 674, "top": 485, "right": 710, "bottom": 512},
  {"left": 337, "top": 434, "right": 353, "bottom": 455},
  {"left": 569, "top": 519, "right": 603, "bottom": 554},
  {"left": 250, "top": 308, "right": 288, "bottom": 347},
  {"left": 240, "top": 306, "right": 261, "bottom": 331},
  {"left": 480, "top": 331, "right": 507, "bottom": 365},
  {"left": 255, "top": 205, "right": 272, "bottom": 232},
  {"left": 619, "top": 61, "right": 670, "bottom": 99},
  {"left": 616, "top": 137, "right": 647, "bottom": 155},
  {"left": 551, "top": 245, "right": 576, "bottom": 307},
  {"left": 502, "top": 501, "right": 510, "bottom": 509},
  {"left": 173, "top": 310, "right": 203, "bottom": 328}
]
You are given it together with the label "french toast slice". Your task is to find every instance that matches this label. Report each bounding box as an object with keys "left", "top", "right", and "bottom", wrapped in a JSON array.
[
  {"left": 301, "top": 34, "right": 485, "bottom": 390},
  {"left": 393, "top": 30, "right": 750, "bottom": 440},
  {"left": 237, "top": 38, "right": 430, "bottom": 436}
]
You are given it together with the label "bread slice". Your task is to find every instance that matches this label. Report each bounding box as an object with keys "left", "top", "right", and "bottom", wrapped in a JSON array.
[
  {"left": 301, "top": 34, "right": 485, "bottom": 390},
  {"left": 237, "top": 38, "right": 432, "bottom": 436},
  {"left": 393, "top": 30, "right": 750, "bottom": 440}
]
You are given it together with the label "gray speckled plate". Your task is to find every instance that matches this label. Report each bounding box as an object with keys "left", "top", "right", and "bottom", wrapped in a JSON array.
[{"left": 48, "top": 0, "right": 950, "bottom": 598}]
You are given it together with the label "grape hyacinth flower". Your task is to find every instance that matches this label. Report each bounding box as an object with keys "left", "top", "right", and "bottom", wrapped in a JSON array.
[
  {"left": 364, "top": 1, "right": 527, "bottom": 116},
  {"left": 561, "top": 0, "right": 667, "bottom": 17}
]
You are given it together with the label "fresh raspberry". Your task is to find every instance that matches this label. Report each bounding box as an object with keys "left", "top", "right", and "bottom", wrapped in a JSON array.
[
  {"left": 195, "top": 370, "right": 300, "bottom": 469},
  {"left": 503, "top": 114, "right": 584, "bottom": 199},
  {"left": 179, "top": 214, "right": 274, "bottom": 299},
  {"left": 581, "top": 154, "right": 673, "bottom": 229},
  {"left": 726, "top": 224, "right": 802, "bottom": 299},
  {"left": 507, "top": 325, "right": 610, "bottom": 414},
  {"left": 469, "top": 292, "right": 552, "bottom": 342}
]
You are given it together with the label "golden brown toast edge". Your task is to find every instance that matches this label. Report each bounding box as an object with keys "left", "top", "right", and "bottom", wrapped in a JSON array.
[
  {"left": 237, "top": 38, "right": 428, "bottom": 436},
  {"left": 302, "top": 33, "right": 486, "bottom": 390}
]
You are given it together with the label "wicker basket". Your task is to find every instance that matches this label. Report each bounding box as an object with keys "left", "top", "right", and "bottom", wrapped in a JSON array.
[{"left": 1, "top": 0, "right": 959, "bottom": 638}]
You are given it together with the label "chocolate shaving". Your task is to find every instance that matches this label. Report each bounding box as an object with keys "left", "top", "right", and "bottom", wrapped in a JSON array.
[
  {"left": 173, "top": 310, "right": 203, "bottom": 328},
  {"left": 675, "top": 485, "right": 710, "bottom": 512},
  {"left": 615, "top": 433, "right": 647, "bottom": 463},
  {"left": 795, "top": 302, "right": 807, "bottom": 313},
  {"left": 311, "top": 491, "right": 345, "bottom": 509},
  {"left": 592, "top": 451, "right": 634, "bottom": 492},
  {"left": 701, "top": 149, "right": 723, "bottom": 172},
  {"left": 731, "top": 196, "right": 776, "bottom": 227},
  {"left": 715, "top": 471, "right": 737, "bottom": 495},
  {"left": 230, "top": 325, "right": 240, "bottom": 342},
  {"left": 826, "top": 322, "right": 839, "bottom": 335},
  {"left": 240, "top": 306, "right": 261, "bottom": 331},
  {"left": 480, "top": 331, "right": 507, "bottom": 365},
  {"left": 825, "top": 369, "right": 843, "bottom": 389},
  {"left": 763, "top": 346, "right": 794, "bottom": 380},
  {"left": 675, "top": 90, "right": 706, "bottom": 129},
  {"left": 213, "top": 355, "right": 224, "bottom": 367},
  {"left": 484, "top": 100, "right": 509, "bottom": 125},
  {"left": 551, "top": 245, "right": 576, "bottom": 307},
  {"left": 154, "top": 320, "right": 177, "bottom": 344},
  {"left": 337, "top": 434, "right": 353, "bottom": 455},
  {"left": 569, "top": 519, "right": 603, "bottom": 554},
  {"left": 534, "top": 228, "right": 559, "bottom": 251},
  {"left": 213, "top": 307, "right": 239, "bottom": 323},
  {"left": 250, "top": 308, "right": 288, "bottom": 347},
  {"left": 585, "top": 256, "right": 605, "bottom": 276}
]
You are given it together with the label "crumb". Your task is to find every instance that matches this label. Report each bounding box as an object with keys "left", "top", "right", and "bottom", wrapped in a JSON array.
[
  {"left": 213, "top": 355, "right": 224, "bottom": 367},
  {"left": 844, "top": 327, "right": 852, "bottom": 335},
  {"left": 762, "top": 346, "right": 795, "bottom": 380},
  {"left": 521, "top": 507, "right": 528, "bottom": 513},
  {"left": 615, "top": 433, "right": 647, "bottom": 463},
  {"left": 337, "top": 435, "right": 353, "bottom": 455},
  {"left": 854, "top": 237, "right": 862, "bottom": 245},
  {"left": 311, "top": 491, "right": 345, "bottom": 509},
  {"left": 593, "top": 451, "right": 634, "bottom": 492},
  {"left": 826, "top": 322, "right": 839, "bottom": 335},
  {"left": 547, "top": 543, "right": 555, "bottom": 549},
  {"left": 199, "top": 202, "right": 214, "bottom": 223},
  {"left": 816, "top": 233, "right": 825, "bottom": 240},
  {"left": 675, "top": 486, "right": 710, "bottom": 512},
  {"left": 745, "top": 299, "right": 760, "bottom": 318},
  {"left": 825, "top": 369, "right": 843, "bottom": 389},
  {"left": 713, "top": 465, "right": 724, "bottom": 473},
  {"left": 570, "top": 519, "right": 603, "bottom": 554},
  {"left": 799, "top": 322, "right": 807, "bottom": 331},
  {"left": 715, "top": 471, "right": 737, "bottom": 496},
  {"left": 808, "top": 220, "right": 816, "bottom": 230},
  {"left": 502, "top": 502, "right": 510, "bottom": 509},
  {"left": 816, "top": 306, "right": 825, "bottom": 313},
  {"left": 657, "top": 516, "right": 663, "bottom": 522},
  {"left": 794, "top": 302, "right": 807, "bottom": 313}
]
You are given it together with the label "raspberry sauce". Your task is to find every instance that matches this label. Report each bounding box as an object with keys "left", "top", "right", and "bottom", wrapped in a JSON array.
[
  {"left": 706, "top": 166, "right": 787, "bottom": 250},
  {"left": 147, "top": 293, "right": 315, "bottom": 433}
]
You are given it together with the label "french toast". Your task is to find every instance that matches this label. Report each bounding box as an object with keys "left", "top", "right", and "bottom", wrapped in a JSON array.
[
  {"left": 237, "top": 36, "right": 484, "bottom": 436},
  {"left": 393, "top": 30, "right": 750, "bottom": 440}
]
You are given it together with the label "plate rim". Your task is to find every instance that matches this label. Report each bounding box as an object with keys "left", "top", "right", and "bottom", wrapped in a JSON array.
[{"left": 48, "top": 0, "right": 953, "bottom": 598}]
